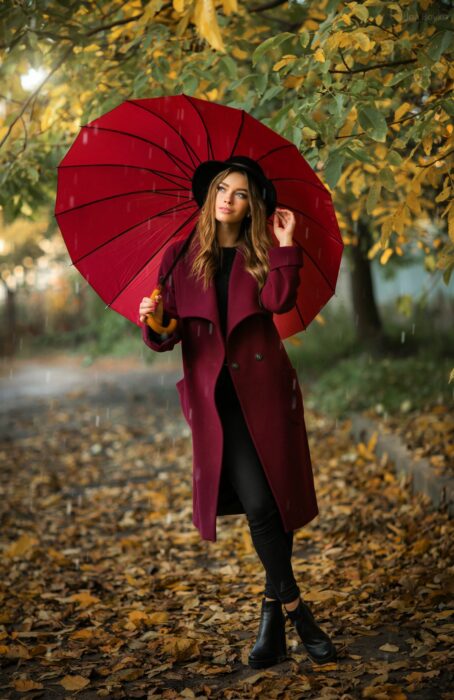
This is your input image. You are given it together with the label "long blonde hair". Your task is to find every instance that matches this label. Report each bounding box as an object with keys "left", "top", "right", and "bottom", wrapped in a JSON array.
[{"left": 188, "top": 167, "right": 274, "bottom": 291}]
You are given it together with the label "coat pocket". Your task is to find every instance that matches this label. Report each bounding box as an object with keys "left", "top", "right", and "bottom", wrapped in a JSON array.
[{"left": 176, "top": 377, "right": 192, "bottom": 427}]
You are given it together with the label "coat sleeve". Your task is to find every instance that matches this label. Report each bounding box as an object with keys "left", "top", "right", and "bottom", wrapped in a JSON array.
[
  {"left": 259, "top": 245, "right": 304, "bottom": 314},
  {"left": 141, "top": 243, "right": 182, "bottom": 353}
]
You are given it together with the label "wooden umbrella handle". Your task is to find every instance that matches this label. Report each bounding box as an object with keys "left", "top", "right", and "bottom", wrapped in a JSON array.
[{"left": 146, "top": 286, "right": 178, "bottom": 334}]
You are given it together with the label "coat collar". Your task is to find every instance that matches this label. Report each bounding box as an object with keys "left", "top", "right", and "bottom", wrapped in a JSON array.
[{"left": 177, "top": 240, "right": 268, "bottom": 345}]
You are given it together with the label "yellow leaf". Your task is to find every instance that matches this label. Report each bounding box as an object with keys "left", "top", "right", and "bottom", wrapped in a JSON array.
[
  {"left": 193, "top": 0, "right": 225, "bottom": 52},
  {"left": 380, "top": 247, "right": 393, "bottom": 265},
  {"left": 148, "top": 611, "right": 170, "bottom": 624},
  {"left": 394, "top": 102, "right": 412, "bottom": 121},
  {"left": 205, "top": 88, "right": 218, "bottom": 101},
  {"left": 128, "top": 610, "right": 149, "bottom": 625},
  {"left": 379, "top": 642, "right": 399, "bottom": 652},
  {"left": 222, "top": 0, "right": 238, "bottom": 15},
  {"left": 354, "top": 31, "right": 372, "bottom": 51},
  {"left": 70, "top": 592, "right": 100, "bottom": 607},
  {"left": 448, "top": 203, "right": 454, "bottom": 243},
  {"left": 273, "top": 54, "right": 296, "bottom": 71},
  {"left": 60, "top": 675, "right": 90, "bottom": 691},
  {"left": 173, "top": 0, "right": 185, "bottom": 11},
  {"left": 367, "top": 430, "right": 378, "bottom": 454},
  {"left": 13, "top": 679, "right": 44, "bottom": 691},
  {"left": 161, "top": 636, "right": 200, "bottom": 661},
  {"left": 314, "top": 48, "right": 325, "bottom": 62},
  {"left": 232, "top": 46, "right": 248, "bottom": 60},
  {"left": 5, "top": 534, "right": 38, "bottom": 558}
]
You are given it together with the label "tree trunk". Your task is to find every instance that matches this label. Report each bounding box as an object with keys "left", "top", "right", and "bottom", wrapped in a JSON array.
[
  {"left": 349, "top": 219, "right": 385, "bottom": 353},
  {"left": 2, "top": 283, "right": 17, "bottom": 356}
]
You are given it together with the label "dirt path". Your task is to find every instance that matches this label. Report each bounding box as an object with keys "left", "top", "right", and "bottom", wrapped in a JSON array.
[
  {"left": 0, "top": 353, "right": 452, "bottom": 698},
  {"left": 0, "top": 353, "right": 182, "bottom": 413}
]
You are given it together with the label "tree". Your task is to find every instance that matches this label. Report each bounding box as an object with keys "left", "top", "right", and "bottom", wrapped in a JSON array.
[{"left": 0, "top": 0, "right": 452, "bottom": 353}]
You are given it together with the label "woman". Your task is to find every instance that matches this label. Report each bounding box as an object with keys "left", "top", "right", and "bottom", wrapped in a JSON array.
[{"left": 138, "top": 156, "right": 336, "bottom": 668}]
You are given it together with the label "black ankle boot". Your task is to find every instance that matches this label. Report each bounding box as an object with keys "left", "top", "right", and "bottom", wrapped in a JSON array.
[
  {"left": 285, "top": 598, "right": 337, "bottom": 664},
  {"left": 248, "top": 598, "right": 288, "bottom": 669}
]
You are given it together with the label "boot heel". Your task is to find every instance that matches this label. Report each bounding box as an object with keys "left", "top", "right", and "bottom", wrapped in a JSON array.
[
  {"left": 248, "top": 598, "right": 288, "bottom": 669},
  {"left": 286, "top": 598, "right": 337, "bottom": 664}
]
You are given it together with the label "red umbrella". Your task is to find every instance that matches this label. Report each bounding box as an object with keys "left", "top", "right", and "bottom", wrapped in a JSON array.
[{"left": 55, "top": 93, "right": 343, "bottom": 339}]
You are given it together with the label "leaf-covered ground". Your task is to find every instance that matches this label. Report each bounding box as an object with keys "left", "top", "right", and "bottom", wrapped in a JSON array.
[{"left": 0, "top": 365, "right": 453, "bottom": 699}]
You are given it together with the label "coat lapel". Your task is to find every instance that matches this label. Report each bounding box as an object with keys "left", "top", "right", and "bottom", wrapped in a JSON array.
[{"left": 177, "top": 243, "right": 267, "bottom": 345}]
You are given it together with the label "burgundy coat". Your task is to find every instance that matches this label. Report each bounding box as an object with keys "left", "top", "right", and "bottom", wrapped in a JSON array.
[{"left": 141, "top": 238, "right": 319, "bottom": 542}]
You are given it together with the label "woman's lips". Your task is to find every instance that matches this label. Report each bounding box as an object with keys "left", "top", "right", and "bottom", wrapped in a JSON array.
[{"left": 219, "top": 208, "right": 233, "bottom": 213}]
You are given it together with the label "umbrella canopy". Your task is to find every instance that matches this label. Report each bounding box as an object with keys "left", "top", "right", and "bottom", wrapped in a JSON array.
[{"left": 55, "top": 93, "right": 343, "bottom": 338}]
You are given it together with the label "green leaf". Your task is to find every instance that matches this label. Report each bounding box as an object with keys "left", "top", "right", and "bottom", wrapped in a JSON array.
[
  {"left": 427, "top": 30, "right": 453, "bottom": 61},
  {"left": 387, "top": 69, "right": 415, "bottom": 87},
  {"left": 344, "top": 146, "right": 375, "bottom": 165},
  {"left": 358, "top": 106, "right": 388, "bottom": 142},
  {"left": 252, "top": 32, "right": 295, "bottom": 67},
  {"left": 324, "top": 150, "right": 344, "bottom": 189},
  {"left": 388, "top": 150, "right": 403, "bottom": 166},
  {"left": 218, "top": 55, "right": 237, "bottom": 79},
  {"left": 379, "top": 167, "right": 395, "bottom": 191}
]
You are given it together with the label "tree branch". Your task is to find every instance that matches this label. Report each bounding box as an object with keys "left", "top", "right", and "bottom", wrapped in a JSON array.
[
  {"left": 250, "top": 0, "right": 288, "bottom": 11},
  {"left": 329, "top": 58, "right": 417, "bottom": 75},
  {"left": 0, "top": 45, "right": 73, "bottom": 151},
  {"left": 417, "top": 148, "right": 454, "bottom": 168}
]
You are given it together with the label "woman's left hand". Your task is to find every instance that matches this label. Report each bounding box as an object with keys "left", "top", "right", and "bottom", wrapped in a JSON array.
[{"left": 273, "top": 208, "right": 296, "bottom": 246}]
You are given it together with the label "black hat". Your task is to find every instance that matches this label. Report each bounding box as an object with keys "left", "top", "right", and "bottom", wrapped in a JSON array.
[{"left": 191, "top": 155, "right": 277, "bottom": 217}]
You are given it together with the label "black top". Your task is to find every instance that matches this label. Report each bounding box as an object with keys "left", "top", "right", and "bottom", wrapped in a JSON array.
[
  {"left": 214, "top": 246, "right": 237, "bottom": 339},
  {"left": 146, "top": 246, "right": 238, "bottom": 342}
]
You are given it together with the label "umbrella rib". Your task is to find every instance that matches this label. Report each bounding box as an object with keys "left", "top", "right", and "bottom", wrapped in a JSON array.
[
  {"left": 57, "top": 162, "right": 191, "bottom": 187},
  {"left": 293, "top": 239, "right": 336, "bottom": 294},
  {"left": 65, "top": 201, "right": 196, "bottom": 266},
  {"left": 182, "top": 95, "right": 215, "bottom": 160},
  {"left": 81, "top": 125, "right": 194, "bottom": 180},
  {"left": 271, "top": 176, "right": 328, "bottom": 194},
  {"left": 255, "top": 142, "right": 295, "bottom": 165},
  {"left": 126, "top": 99, "right": 202, "bottom": 170},
  {"left": 56, "top": 188, "right": 194, "bottom": 217},
  {"left": 105, "top": 208, "right": 200, "bottom": 309},
  {"left": 229, "top": 109, "right": 246, "bottom": 159},
  {"left": 294, "top": 301, "right": 307, "bottom": 331}
]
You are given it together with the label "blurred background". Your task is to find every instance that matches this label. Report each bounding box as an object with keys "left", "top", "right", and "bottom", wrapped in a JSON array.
[{"left": 1, "top": 0, "right": 453, "bottom": 420}]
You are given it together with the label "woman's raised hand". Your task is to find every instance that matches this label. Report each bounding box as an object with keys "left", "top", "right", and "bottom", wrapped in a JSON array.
[
  {"left": 139, "top": 294, "right": 162, "bottom": 324},
  {"left": 273, "top": 207, "right": 296, "bottom": 246}
]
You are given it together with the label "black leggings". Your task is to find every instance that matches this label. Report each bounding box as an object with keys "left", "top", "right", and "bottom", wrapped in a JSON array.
[{"left": 215, "top": 365, "right": 301, "bottom": 604}]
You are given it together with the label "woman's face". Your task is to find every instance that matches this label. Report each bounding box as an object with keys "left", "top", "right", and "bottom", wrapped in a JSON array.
[{"left": 214, "top": 171, "right": 250, "bottom": 224}]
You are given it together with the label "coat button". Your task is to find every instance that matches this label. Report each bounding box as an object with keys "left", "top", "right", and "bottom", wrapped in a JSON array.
[
  {"left": 254, "top": 352, "right": 263, "bottom": 361},
  {"left": 231, "top": 361, "right": 239, "bottom": 369}
]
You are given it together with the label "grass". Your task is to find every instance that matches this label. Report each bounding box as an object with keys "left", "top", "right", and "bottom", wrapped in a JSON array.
[{"left": 285, "top": 302, "right": 454, "bottom": 419}]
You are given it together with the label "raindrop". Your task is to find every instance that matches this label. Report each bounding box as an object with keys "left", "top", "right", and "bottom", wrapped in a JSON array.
[
  {"left": 95, "top": 415, "right": 100, "bottom": 427},
  {"left": 411, "top": 323, "right": 416, "bottom": 335},
  {"left": 66, "top": 500, "right": 72, "bottom": 516},
  {"left": 45, "top": 370, "right": 51, "bottom": 384},
  {"left": 401, "top": 331, "right": 406, "bottom": 343}
]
